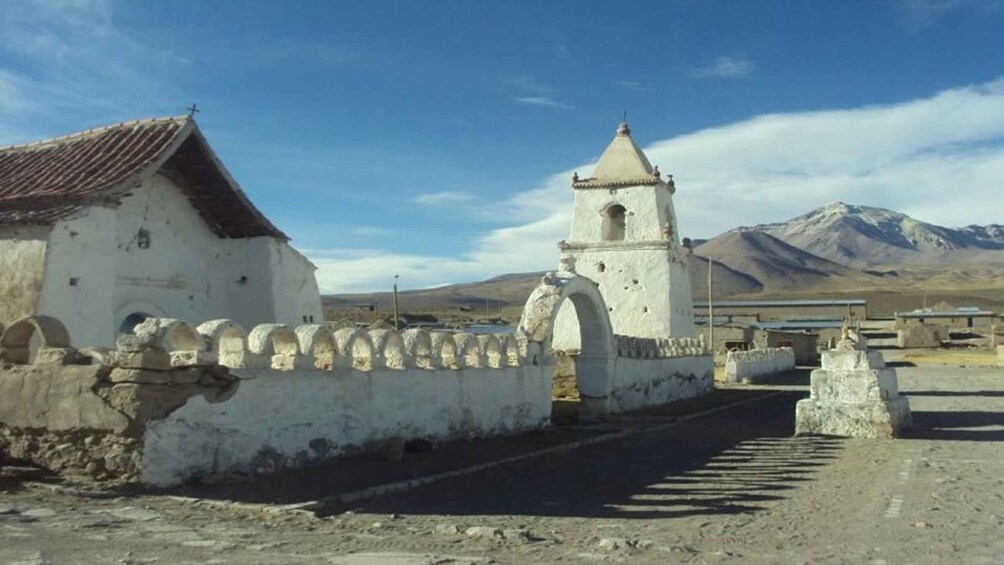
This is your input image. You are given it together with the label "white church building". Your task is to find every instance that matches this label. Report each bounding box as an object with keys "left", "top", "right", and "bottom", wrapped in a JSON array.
[
  {"left": 554, "top": 120, "right": 696, "bottom": 349},
  {"left": 0, "top": 116, "right": 323, "bottom": 347}
]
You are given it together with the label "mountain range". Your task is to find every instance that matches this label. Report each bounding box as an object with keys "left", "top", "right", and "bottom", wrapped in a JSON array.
[
  {"left": 326, "top": 202, "right": 1004, "bottom": 314},
  {"left": 743, "top": 202, "right": 1004, "bottom": 266}
]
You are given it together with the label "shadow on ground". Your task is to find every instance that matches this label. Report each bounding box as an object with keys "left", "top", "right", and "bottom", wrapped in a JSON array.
[
  {"left": 905, "top": 390, "right": 1004, "bottom": 397},
  {"left": 164, "top": 389, "right": 841, "bottom": 522},
  {"left": 312, "top": 392, "right": 843, "bottom": 520},
  {"left": 748, "top": 367, "right": 813, "bottom": 386},
  {"left": 905, "top": 410, "right": 1004, "bottom": 442}
]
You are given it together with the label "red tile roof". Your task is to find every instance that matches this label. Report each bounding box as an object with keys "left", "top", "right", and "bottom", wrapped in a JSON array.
[{"left": 0, "top": 116, "right": 285, "bottom": 239}]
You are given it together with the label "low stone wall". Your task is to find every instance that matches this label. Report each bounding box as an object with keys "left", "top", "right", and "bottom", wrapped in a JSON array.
[
  {"left": 607, "top": 355, "right": 713, "bottom": 413},
  {"left": 0, "top": 360, "right": 235, "bottom": 483},
  {"left": 1, "top": 313, "right": 713, "bottom": 486},
  {"left": 142, "top": 365, "right": 550, "bottom": 486},
  {"left": 0, "top": 315, "right": 545, "bottom": 486},
  {"left": 724, "top": 347, "right": 795, "bottom": 383}
]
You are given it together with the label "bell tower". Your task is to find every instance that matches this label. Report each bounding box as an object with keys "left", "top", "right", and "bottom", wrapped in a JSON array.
[{"left": 560, "top": 120, "right": 695, "bottom": 339}]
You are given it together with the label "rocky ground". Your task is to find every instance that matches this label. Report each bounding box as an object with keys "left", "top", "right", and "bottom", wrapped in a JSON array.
[{"left": 1, "top": 358, "right": 1002, "bottom": 564}]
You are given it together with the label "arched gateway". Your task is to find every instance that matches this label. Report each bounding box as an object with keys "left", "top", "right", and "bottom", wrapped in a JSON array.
[{"left": 518, "top": 271, "right": 616, "bottom": 420}]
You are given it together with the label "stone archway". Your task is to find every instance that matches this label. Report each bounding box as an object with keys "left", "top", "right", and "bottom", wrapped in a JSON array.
[{"left": 519, "top": 272, "right": 615, "bottom": 421}]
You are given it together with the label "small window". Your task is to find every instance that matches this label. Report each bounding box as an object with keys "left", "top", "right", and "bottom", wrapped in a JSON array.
[{"left": 601, "top": 205, "right": 627, "bottom": 241}]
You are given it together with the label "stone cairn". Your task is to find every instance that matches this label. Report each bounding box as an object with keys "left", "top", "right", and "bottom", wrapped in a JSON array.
[{"left": 795, "top": 329, "right": 912, "bottom": 439}]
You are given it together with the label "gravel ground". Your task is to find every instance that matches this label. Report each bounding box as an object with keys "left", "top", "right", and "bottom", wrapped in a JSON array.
[{"left": 1, "top": 362, "right": 1001, "bottom": 564}]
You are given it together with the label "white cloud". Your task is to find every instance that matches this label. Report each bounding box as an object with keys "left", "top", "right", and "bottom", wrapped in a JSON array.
[
  {"left": 350, "top": 226, "right": 395, "bottom": 237},
  {"left": 414, "top": 191, "right": 475, "bottom": 205},
  {"left": 312, "top": 77, "right": 1004, "bottom": 293},
  {"left": 693, "top": 56, "right": 755, "bottom": 79},
  {"left": 514, "top": 96, "right": 570, "bottom": 109},
  {"left": 504, "top": 75, "right": 554, "bottom": 95},
  {"left": 895, "top": 0, "right": 995, "bottom": 30},
  {"left": 0, "top": 0, "right": 187, "bottom": 144},
  {"left": 505, "top": 75, "right": 570, "bottom": 109}
]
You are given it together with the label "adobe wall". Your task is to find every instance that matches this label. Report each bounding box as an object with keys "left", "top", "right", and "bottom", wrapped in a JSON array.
[
  {"left": 724, "top": 347, "right": 795, "bottom": 383},
  {"left": 754, "top": 329, "right": 819, "bottom": 365},
  {"left": 24, "top": 174, "right": 322, "bottom": 347}
]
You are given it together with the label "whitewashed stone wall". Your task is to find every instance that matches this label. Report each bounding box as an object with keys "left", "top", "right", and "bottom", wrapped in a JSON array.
[
  {"left": 605, "top": 335, "right": 713, "bottom": 413},
  {"left": 3, "top": 174, "right": 322, "bottom": 347},
  {"left": 3, "top": 304, "right": 715, "bottom": 486},
  {"left": 724, "top": 347, "right": 795, "bottom": 383},
  {"left": 125, "top": 319, "right": 547, "bottom": 486}
]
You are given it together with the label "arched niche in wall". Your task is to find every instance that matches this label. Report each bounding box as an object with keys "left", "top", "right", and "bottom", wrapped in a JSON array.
[
  {"left": 119, "top": 312, "right": 152, "bottom": 335},
  {"left": 114, "top": 300, "right": 167, "bottom": 337},
  {"left": 601, "top": 204, "right": 627, "bottom": 241}
]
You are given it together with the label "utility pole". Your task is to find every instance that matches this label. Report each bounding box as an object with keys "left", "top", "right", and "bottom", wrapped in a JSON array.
[
  {"left": 708, "top": 257, "right": 714, "bottom": 355},
  {"left": 393, "top": 275, "right": 400, "bottom": 331}
]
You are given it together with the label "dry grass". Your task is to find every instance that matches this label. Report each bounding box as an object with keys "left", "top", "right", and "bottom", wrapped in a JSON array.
[{"left": 714, "top": 366, "right": 727, "bottom": 382}]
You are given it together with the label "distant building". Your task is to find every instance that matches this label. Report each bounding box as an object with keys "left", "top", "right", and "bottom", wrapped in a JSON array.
[
  {"left": 0, "top": 116, "right": 322, "bottom": 346},
  {"left": 694, "top": 299, "right": 867, "bottom": 322},
  {"left": 696, "top": 320, "right": 819, "bottom": 366},
  {"left": 895, "top": 306, "right": 998, "bottom": 332}
]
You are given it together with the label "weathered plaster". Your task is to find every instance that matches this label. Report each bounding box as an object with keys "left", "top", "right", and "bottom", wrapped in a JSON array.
[
  {"left": 141, "top": 364, "right": 551, "bottom": 486},
  {"left": 8, "top": 173, "right": 322, "bottom": 347},
  {"left": 0, "top": 226, "right": 49, "bottom": 327}
]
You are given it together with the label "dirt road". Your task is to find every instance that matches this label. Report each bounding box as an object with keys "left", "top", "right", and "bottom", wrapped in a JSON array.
[{"left": 1, "top": 364, "right": 1002, "bottom": 564}]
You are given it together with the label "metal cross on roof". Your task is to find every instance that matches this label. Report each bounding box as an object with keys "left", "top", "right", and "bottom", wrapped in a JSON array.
[{"left": 187, "top": 104, "right": 200, "bottom": 118}]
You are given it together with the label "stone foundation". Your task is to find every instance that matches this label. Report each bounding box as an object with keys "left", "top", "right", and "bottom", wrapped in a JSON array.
[{"left": 795, "top": 342, "right": 912, "bottom": 439}]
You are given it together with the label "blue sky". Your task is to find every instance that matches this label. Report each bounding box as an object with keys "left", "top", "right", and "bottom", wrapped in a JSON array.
[{"left": 1, "top": 0, "right": 1003, "bottom": 292}]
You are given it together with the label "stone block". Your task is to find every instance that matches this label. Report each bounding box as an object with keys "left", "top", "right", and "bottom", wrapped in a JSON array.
[
  {"left": 105, "top": 349, "right": 172, "bottom": 370},
  {"left": 109, "top": 368, "right": 174, "bottom": 385},
  {"left": 795, "top": 396, "right": 912, "bottom": 439},
  {"left": 809, "top": 368, "right": 900, "bottom": 404},
  {"left": 821, "top": 349, "right": 885, "bottom": 371},
  {"left": 33, "top": 347, "right": 82, "bottom": 366},
  {"left": 897, "top": 325, "right": 941, "bottom": 349},
  {"left": 170, "top": 350, "right": 218, "bottom": 367}
]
